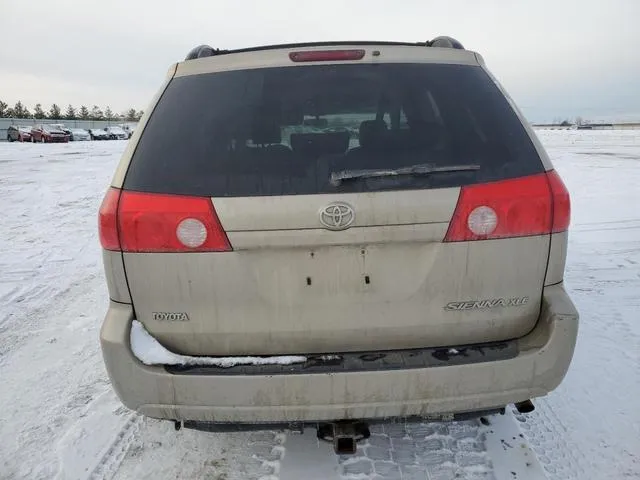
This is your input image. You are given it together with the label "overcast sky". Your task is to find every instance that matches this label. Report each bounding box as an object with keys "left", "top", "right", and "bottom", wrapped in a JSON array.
[{"left": 2, "top": 0, "right": 638, "bottom": 122}]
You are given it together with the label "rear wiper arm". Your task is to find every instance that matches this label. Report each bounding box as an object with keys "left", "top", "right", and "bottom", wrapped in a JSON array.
[{"left": 329, "top": 163, "right": 480, "bottom": 186}]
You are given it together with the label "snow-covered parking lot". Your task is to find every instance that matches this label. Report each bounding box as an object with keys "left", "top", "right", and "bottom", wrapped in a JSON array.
[{"left": 1, "top": 131, "right": 639, "bottom": 480}]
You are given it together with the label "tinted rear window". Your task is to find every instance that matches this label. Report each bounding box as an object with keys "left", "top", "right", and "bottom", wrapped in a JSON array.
[{"left": 124, "top": 63, "right": 543, "bottom": 197}]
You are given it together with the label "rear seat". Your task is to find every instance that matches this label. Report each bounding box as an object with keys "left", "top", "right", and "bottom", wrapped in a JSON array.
[
  {"left": 349, "top": 119, "right": 388, "bottom": 154},
  {"left": 342, "top": 120, "right": 389, "bottom": 169},
  {"left": 249, "top": 120, "right": 293, "bottom": 158},
  {"left": 340, "top": 119, "right": 452, "bottom": 172},
  {"left": 223, "top": 120, "right": 297, "bottom": 175},
  {"left": 350, "top": 119, "right": 448, "bottom": 152}
]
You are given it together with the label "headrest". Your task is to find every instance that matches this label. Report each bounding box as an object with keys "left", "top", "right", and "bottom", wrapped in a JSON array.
[{"left": 359, "top": 120, "right": 387, "bottom": 148}]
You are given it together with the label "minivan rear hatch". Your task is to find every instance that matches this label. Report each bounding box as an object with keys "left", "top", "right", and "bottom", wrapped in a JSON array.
[{"left": 112, "top": 49, "right": 555, "bottom": 356}]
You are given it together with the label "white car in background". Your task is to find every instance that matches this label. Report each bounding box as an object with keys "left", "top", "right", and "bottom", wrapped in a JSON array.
[
  {"left": 89, "top": 129, "right": 110, "bottom": 141},
  {"left": 104, "top": 126, "right": 128, "bottom": 140},
  {"left": 69, "top": 129, "right": 91, "bottom": 141},
  {"left": 118, "top": 124, "right": 136, "bottom": 139}
]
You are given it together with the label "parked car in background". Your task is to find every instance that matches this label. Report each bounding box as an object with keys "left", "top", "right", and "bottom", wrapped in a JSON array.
[
  {"left": 118, "top": 124, "right": 136, "bottom": 139},
  {"left": 31, "top": 125, "right": 70, "bottom": 143},
  {"left": 89, "top": 129, "right": 110, "bottom": 140},
  {"left": 105, "top": 126, "right": 128, "bottom": 140},
  {"left": 7, "top": 125, "right": 33, "bottom": 142},
  {"left": 69, "top": 128, "right": 91, "bottom": 141},
  {"left": 50, "top": 123, "right": 72, "bottom": 136}
]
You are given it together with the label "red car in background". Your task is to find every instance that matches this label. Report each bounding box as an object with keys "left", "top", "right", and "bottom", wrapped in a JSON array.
[
  {"left": 31, "top": 124, "right": 70, "bottom": 143},
  {"left": 6, "top": 125, "right": 33, "bottom": 142}
]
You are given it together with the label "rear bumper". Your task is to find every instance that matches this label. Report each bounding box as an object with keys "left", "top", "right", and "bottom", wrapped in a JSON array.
[{"left": 100, "top": 284, "right": 578, "bottom": 423}]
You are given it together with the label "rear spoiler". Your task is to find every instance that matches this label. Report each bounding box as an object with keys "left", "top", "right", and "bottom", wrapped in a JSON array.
[{"left": 184, "top": 37, "right": 465, "bottom": 61}]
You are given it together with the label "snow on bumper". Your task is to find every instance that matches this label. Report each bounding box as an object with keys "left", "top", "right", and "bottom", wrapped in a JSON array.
[
  {"left": 130, "top": 319, "right": 307, "bottom": 368},
  {"left": 100, "top": 284, "right": 578, "bottom": 423}
]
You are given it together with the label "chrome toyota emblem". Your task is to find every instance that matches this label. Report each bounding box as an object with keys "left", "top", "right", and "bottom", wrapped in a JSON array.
[{"left": 319, "top": 203, "right": 355, "bottom": 230}]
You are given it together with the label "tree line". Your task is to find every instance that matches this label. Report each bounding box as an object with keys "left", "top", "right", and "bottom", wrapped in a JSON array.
[{"left": 0, "top": 100, "right": 143, "bottom": 122}]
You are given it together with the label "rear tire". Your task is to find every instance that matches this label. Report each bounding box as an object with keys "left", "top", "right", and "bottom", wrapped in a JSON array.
[{"left": 7, "top": 135, "right": 13, "bottom": 142}]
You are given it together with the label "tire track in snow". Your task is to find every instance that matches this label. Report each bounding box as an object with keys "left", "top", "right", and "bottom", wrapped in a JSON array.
[
  {"left": 54, "top": 390, "right": 143, "bottom": 480},
  {"left": 515, "top": 403, "right": 587, "bottom": 480},
  {"left": 86, "top": 414, "right": 143, "bottom": 480},
  {"left": 112, "top": 424, "right": 287, "bottom": 480},
  {"left": 0, "top": 142, "right": 124, "bottom": 479},
  {"left": 280, "top": 412, "right": 547, "bottom": 480},
  {"left": 337, "top": 420, "right": 494, "bottom": 480},
  {"left": 0, "top": 273, "right": 112, "bottom": 480}
]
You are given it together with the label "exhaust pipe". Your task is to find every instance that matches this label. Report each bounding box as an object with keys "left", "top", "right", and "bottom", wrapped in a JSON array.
[
  {"left": 317, "top": 421, "right": 371, "bottom": 455},
  {"left": 515, "top": 400, "right": 535, "bottom": 413}
]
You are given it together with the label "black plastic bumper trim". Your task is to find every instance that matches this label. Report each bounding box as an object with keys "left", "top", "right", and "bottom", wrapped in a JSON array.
[
  {"left": 180, "top": 408, "right": 506, "bottom": 433},
  {"left": 165, "top": 340, "right": 518, "bottom": 376}
]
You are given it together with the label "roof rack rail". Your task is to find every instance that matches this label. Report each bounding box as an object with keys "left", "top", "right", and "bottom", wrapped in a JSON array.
[
  {"left": 427, "top": 36, "right": 465, "bottom": 49},
  {"left": 184, "top": 37, "right": 465, "bottom": 61},
  {"left": 184, "top": 45, "right": 225, "bottom": 60}
]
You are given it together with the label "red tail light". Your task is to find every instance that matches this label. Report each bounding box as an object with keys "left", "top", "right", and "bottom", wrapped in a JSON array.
[
  {"left": 289, "top": 49, "right": 365, "bottom": 62},
  {"left": 444, "top": 172, "right": 570, "bottom": 242},
  {"left": 547, "top": 170, "right": 571, "bottom": 232},
  {"left": 98, "top": 188, "right": 231, "bottom": 253},
  {"left": 99, "top": 187, "right": 121, "bottom": 251}
]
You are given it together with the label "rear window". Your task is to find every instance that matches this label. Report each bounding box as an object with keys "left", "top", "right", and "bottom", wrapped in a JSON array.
[{"left": 124, "top": 63, "right": 543, "bottom": 197}]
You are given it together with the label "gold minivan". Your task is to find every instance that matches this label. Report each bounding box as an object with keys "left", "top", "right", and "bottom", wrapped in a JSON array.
[{"left": 99, "top": 37, "right": 578, "bottom": 450}]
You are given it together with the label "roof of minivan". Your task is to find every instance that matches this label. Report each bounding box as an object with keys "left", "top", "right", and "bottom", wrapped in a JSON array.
[
  {"left": 175, "top": 42, "right": 482, "bottom": 78},
  {"left": 191, "top": 40, "right": 458, "bottom": 56}
]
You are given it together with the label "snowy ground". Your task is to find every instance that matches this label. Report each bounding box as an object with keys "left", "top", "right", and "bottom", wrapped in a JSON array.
[{"left": 0, "top": 131, "right": 638, "bottom": 480}]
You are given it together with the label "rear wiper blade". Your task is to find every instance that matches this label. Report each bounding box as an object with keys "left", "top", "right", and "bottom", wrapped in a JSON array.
[{"left": 329, "top": 163, "right": 480, "bottom": 186}]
